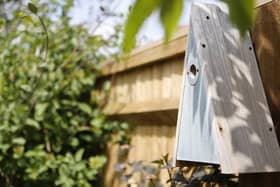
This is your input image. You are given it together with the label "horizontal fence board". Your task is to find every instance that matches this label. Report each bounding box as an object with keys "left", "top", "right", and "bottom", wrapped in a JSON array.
[
  {"left": 105, "top": 99, "right": 179, "bottom": 115},
  {"left": 104, "top": 56, "right": 184, "bottom": 115},
  {"left": 98, "top": 30, "right": 187, "bottom": 77}
]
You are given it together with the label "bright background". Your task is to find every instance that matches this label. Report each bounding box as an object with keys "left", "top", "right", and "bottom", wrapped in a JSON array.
[{"left": 69, "top": 0, "right": 218, "bottom": 46}]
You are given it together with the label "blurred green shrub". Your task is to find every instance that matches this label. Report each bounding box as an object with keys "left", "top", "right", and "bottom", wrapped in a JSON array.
[{"left": 0, "top": 1, "right": 128, "bottom": 186}]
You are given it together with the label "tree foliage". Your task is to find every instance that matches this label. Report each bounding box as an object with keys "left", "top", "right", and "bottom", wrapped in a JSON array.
[
  {"left": 0, "top": 1, "right": 128, "bottom": 186},
  {"left": 123, "top": 0, "right": 256, "bottom": 53}
]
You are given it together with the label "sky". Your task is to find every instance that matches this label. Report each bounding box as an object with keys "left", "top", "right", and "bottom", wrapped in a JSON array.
[{"left": 69, "top": 0, "right": 218, "bottom": 47}]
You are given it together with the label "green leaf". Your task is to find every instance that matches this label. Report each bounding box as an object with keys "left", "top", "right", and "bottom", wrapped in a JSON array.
[
  {"left": 28, "top": 2, "right": 38, "bottom": 14},
  {"left": 103, "top": 81, "right": 111, "bottom": 92},
  {"left": 13, "top": 146, "right": 24, "bottom": 158},
  {"left": 75, "top": 149, "right": 84, "bottom": 161},
  {"left": 222, "top": 0, "right": 255, "bottom": 36},
  {"left": 160, "top": 0, "right": 183, "bottom": 42},
  {"left": 12, "top": 137, "right": 26, "bottom": 145},
  {"left": 70, "top": 137, "right": 79, "bottom": 147},
  {"left": 23, "top": 15, "right": 33, "bottom": 24},
  {"left": 78, "top": 103, "right": 92, "bottom": 114},
  {"left": 35, "top": 103, "right": 48, "bottom": 121},
  {"left": 123, "top": 0, "right": 160, "bottom": 53},
  {"left": 17, "top": 11, "right": 27, "bottom": 18},
  {"left": 0, "top": 19, "right": 4, "bottom": 29},
  {"left": 17, "top": 11, "right": 33, "bottom": 23},
  {"left": 25, "top": 118, "right": 40, "bottom": 129},
  {"left": 20, "top": 84, "right": 32, "bottom": 92},
  {"left": 120, "top": 122, "right": 129, "bottom": 130},
  {"left": 88, "top": 156, "right": 106, "bottom": 169}
]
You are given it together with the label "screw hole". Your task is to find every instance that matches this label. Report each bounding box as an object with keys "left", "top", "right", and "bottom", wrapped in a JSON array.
[
  {"left": 201, "top": 43, "right": 206, "bottom": 48},
  {"left": 206, "top": 16, "right": 210, "bottom": 20},
  {"left": 189, "top": 64, "right": 197, "bottom": 79},
  {"left": 269, "top": 127, "right": 273, "bottom": 132},
  {"left": 249, "top": 46, "right": 253, "bottom": 51}
]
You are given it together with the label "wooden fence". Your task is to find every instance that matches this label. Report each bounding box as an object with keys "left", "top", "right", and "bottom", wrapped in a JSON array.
[{"left": 97, "top": 1, "right": 280, "bottom": 186}]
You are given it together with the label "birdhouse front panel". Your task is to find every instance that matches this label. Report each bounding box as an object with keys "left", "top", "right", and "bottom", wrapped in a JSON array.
[{"left": 175, "top": 20, "right": 219, "bottom": 165}]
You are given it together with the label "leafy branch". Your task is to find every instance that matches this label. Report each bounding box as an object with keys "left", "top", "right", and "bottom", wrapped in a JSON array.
[
  {"left": 123, "top": 0, "right": 256, "bottom": 53},
  {"left": 20, "top": 2, "right": 52, "bottom": 153},
  {"left": 116, "top": 152, "right": 238, "bottom": 187}
]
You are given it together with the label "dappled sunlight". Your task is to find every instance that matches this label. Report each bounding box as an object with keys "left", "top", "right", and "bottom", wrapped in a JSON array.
[{"left": 175, "top": 2, "right": 280, "bottom": 175}]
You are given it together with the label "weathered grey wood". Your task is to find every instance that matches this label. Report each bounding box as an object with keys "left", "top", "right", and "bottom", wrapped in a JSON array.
[
  {"left": 175, "top": 13, "right": 219, "bottom": 165},
  {"left": 174, "top": 2, "right": 280, "bottom": 174}
]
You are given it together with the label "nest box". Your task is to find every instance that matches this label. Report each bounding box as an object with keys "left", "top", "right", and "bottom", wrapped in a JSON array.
[{"left": 174, "top": 3, "right": 280, "bottom": 174}]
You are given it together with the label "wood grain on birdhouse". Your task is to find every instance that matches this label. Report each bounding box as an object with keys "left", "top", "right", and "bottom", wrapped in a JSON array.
[{"left": 174, "top": 3, "right": 280, "bottom": 174}]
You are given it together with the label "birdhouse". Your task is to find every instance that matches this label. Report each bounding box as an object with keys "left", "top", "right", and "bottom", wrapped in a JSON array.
[{"left": 174, "top": 3, "right": 280, "bottom": 174}]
